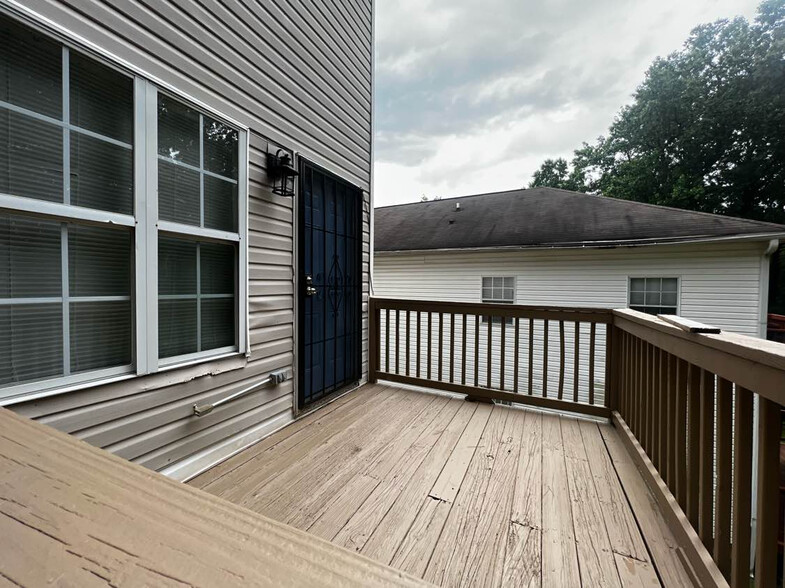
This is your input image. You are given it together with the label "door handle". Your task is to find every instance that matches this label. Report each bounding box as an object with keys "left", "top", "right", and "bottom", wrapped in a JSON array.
[{"left": 305, "top": 275, "right": 317, "bottom": 297}]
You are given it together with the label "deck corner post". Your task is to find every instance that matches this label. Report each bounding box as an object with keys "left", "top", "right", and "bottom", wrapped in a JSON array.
[
  {"left": 605, "top": 321, "right": 619, "bottom": 414},
  {"left": 368, "top": 297, "right": 379, "bottom": 384}
]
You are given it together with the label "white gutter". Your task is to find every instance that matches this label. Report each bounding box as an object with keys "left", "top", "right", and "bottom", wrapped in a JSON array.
[
  {"left": 750, "top": 238, "right": 779, "bottom": 573},
  {"left": 375, "top": 231, "right": 785, "bottom": 256}
]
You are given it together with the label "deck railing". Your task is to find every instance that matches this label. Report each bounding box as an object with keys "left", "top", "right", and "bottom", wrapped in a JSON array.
[
  {"left": 368, "top": 298, "right": 784, "bottom": 588},
  {"left": 613, "top": 308, "right": 784, "bottom": 588},
  {"left": 368, "top": 297, "right": 615, "bottom": 418}
]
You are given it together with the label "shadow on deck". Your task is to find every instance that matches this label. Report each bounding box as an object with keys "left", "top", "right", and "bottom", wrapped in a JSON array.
[{"left": 190, "top": 382, "right": 694, "bottom": 587}]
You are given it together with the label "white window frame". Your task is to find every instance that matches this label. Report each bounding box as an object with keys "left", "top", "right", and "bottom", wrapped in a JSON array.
[
  {"left": 481, "top": 276, "right": 516, "bottom": 304},
  {"left": 0, "top": 16, "right": 249, "bottom": 404},
  {"left": 627, "top": 276, "right": 680, "bottom": 316},
  {"left": 480, "top": 276, "right": 516, "bottom": 324}
]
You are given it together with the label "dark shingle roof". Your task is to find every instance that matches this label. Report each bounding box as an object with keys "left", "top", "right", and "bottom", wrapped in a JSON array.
[{"left": 374, "top": 187, "right": 785, "bottom": 252}]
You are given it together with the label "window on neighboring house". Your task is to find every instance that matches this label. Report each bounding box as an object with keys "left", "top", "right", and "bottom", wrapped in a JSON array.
[
  {"left": 481, "top": 276, "right": 515, "bottom": 323},
  {"left": 628, "top": 277, "right": 679, "bottom": 316},
  {"left": 0, "top": 14, "right": 247, "bottom": 401}
]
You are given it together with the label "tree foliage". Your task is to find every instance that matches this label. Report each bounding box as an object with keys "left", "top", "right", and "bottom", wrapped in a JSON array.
[{"left": 529, "top": 0, "right": 785, "bottom": 223}]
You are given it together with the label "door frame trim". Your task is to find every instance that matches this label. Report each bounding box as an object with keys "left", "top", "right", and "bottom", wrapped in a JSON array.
[{"left": 295, "top": 158, "right": 364, "bottom": 413}]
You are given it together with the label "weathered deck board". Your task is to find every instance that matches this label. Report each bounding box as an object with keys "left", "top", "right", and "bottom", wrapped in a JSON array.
[
  {"left": 191, "top": 384, "right": 696, "bottom": 587},
  {"left": 600, "top": 424, "right": 694, "bottom": 587},
  {"left": 562, "top": 417, "right": 622, "bottom": 587},
  {"left": 0, "top": 408, "right": 426, "bottom": 587},
  {"left": 541, "top": 414, "right": 581, "bottom": 587}
]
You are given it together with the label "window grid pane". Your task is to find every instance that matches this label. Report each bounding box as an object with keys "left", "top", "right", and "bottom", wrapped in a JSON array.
[
  {"left": 158, "top": 236, "right": 236, "bottom": 359},
  {"left": 158, "top": 94, "right": 238, "bottom": 232},
  {"left": 482, "top": 276, "right": 514, "bottom": 303},
  {"left": 0, "top": 212, "right": 133, "bottom": 387},
  {"left": 628, "top": 277, "right": 678, "bottom": 316}
]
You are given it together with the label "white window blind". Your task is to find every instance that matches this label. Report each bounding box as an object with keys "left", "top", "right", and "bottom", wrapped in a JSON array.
[{"left": 0, "top": 13, "right": 248, "bottom": 401}]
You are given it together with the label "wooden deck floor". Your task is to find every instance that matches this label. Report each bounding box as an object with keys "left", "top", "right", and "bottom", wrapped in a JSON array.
[{"left": 191, "top": 383, "right": 695, "bottom": 587}]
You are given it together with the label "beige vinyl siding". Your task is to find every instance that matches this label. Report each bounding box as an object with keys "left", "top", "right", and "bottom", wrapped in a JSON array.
[
  {"left": 7, "top": 0, "right": 372, "bottom": 480},
  {"left": 373, "top": 242, "right": 766, "bottom": 402}
]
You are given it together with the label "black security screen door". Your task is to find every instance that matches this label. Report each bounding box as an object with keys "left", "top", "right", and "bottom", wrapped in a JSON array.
[{"left": 297, "top": 160, "right": 363, "bottom": 408}]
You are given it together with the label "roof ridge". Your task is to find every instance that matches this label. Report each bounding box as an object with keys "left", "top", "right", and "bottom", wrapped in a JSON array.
[
  {"left": 585, "top": 191, "right": 785, "bottom": 229},
  {"left": 374, "top": 188, "right": 525, "bottom": 209}
]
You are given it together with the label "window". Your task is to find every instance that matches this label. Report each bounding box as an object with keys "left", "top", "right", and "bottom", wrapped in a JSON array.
[
  {"left": 628, "top": 277, "right": 678, "bottom": 315},
  {"left": 482, "top": 276, "right": 515, "bottom": 303},
  {"left": 156, "top": 93, "right": 240, "bottom": 364},
  {"left": 481, "top": 276, "right": 514, "bottom": 323},
  {"left": 0, "top": 14, "right": 247, "bottom": 401}
]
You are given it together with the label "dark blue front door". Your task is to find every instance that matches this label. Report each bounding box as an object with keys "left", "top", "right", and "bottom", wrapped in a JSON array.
[{"left": 298, "top": 160, "right": 362, "bottom": 408}]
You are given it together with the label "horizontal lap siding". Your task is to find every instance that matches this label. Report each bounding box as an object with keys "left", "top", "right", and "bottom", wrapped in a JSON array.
[
  {"left": 9, "top": 0, "right": 372, "bottom": 479},
  {"left": 374, "top": 243, "right": 764, "bottom": 335}
]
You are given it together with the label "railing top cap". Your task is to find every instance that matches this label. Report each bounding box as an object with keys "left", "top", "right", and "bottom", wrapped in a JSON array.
[{"left": 613, "top": 307, "right": 785, "bottom": 371}]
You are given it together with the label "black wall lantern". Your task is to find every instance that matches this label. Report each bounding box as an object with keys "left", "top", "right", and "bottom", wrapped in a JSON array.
[{"left": 267, "top": 148, "right": 298, "bottom": 197}]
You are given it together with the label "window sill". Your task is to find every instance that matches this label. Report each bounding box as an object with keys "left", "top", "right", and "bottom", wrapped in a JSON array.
[{"left": 0, "top": 351, "right": 249, "bottom": 408}]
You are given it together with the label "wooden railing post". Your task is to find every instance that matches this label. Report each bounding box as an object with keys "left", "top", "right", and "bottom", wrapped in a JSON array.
[{"left": 368, "top": 297, "right": 379, "bottom": 384}]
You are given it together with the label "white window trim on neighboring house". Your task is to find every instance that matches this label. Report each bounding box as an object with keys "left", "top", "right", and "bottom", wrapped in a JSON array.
[
  {"left": 0, "top": 15, "right": 249, "bottom": 404},
  {"left": 627, "top": 276, "right": 681, "bottom": 316},
  {"left": 481, "top": 276, "right": 515, "bottom": 323}
]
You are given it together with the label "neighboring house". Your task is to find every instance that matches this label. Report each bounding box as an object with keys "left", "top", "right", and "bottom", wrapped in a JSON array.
[
  {"left": 375, "top": 187, "right": 785, "bottom": 338},
  {"left": 0, "top": 1, "right": 372, "bottom": 481},
  {"left": 373, "top": 188, "right": 785, "bottom": 400}
]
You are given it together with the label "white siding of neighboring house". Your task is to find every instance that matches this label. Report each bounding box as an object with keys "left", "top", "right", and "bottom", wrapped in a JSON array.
[{"left": 373, "top": 241, "right": 769, "bottom": 403}]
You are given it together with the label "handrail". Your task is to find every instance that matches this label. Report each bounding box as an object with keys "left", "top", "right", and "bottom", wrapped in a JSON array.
[
  {"left": 193, "top": 370, "right": 287, "bottom": 417},
  {"left": 610, "top": 308, "right": 784, "bottom": 587},
  {"left": 613, "top": 308, "right": 785, "bottom": 405}
]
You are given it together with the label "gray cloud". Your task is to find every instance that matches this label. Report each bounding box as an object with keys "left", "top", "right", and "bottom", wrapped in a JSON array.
[{"left": 373, "top": 0, "right": 759, "bottom": 205}]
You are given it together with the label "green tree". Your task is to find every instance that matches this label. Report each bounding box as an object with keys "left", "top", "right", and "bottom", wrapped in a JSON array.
[
  {"left": 528, "top": 157, "right": 588, "bottom": 192},
  {"left": 531, "top": 0, "right": 785, "bottom": 223}
]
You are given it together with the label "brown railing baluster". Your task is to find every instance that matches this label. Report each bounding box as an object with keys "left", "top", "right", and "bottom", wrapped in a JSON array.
[
  {"left": 528, "top": 318, "right": 534, "bottom": 395},
  {"left": 474, "top": 315, "right": 479, "bottom": 387},
  {"left": 558, "top": 321, "right": 565, "bottom": 400},
  {"left": 385, "top": 308, "right": 390, "bottom": 372},
  {"left": 730, "top": 386, "right": 753, "bottom": 588},
  {"left": 605, "top": 325, "right": 616, "bottom": 410},
  {"left": 637, "top": 338, "right": 644, "bottom": 439},
  {"left": 461, "top": 314, "right": 467, "bottom": 385},
  {"left": 686, "top": 364, "right": 700, "bottom": 528},
  {"left": 416, "top": 311, "right": 421, "bottom": 377},
  {"left": 395, "top": 309, "right": 400, "bottom": 374},
  {"left": 755, "top": 397, "right": 781, "bottom": 586},
  {"left": 438, "top": 312, "right": 443, "bottom": 381},
  {"left": 713, "top": 377, "right": 732, "bottom": 580},
  {"left": 654, "top": 348, "right": 664, "bottom": 472},
  {"left": 449, "top": 313, "right": 455, "bottom": 383},
  {"left": 641, "top": 343, "right": 654, "bottom": 455},
  {"left": 675, "top": 358, "right": 688, "bottom": 509},
  {"left": 487, "top": 315, "right": 492, "bottom": 388},
  {"left": 588, "top": 322, "right": 596, "bottom": 404},
  {"left": 405, "top": 310, "right": 410, "bottom": 376},
  {"left": 542, "top": 319, "right": 549, "bottom": 397},
  {"left": 666, "top": 353, "right": 677, "bottom": 488},
  {"left": 500, "top": 318, "right": 506, "bottom": 390},
  {"left": 513, "top": 317, "right": 519, "bottom": 393},
  {"left": 427, "top": 312, "right": 432, "bottom": 380},
  {"left": 573, "top": 322, "right": 580, "bottom": 403},
  {"left": 698, "top": 370, "right": 715, "bottom": 550}
]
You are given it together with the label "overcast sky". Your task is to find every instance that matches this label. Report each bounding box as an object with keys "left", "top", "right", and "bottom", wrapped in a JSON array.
[{"left": 373, "top": 0, "right": 760, "bottom": 207}]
